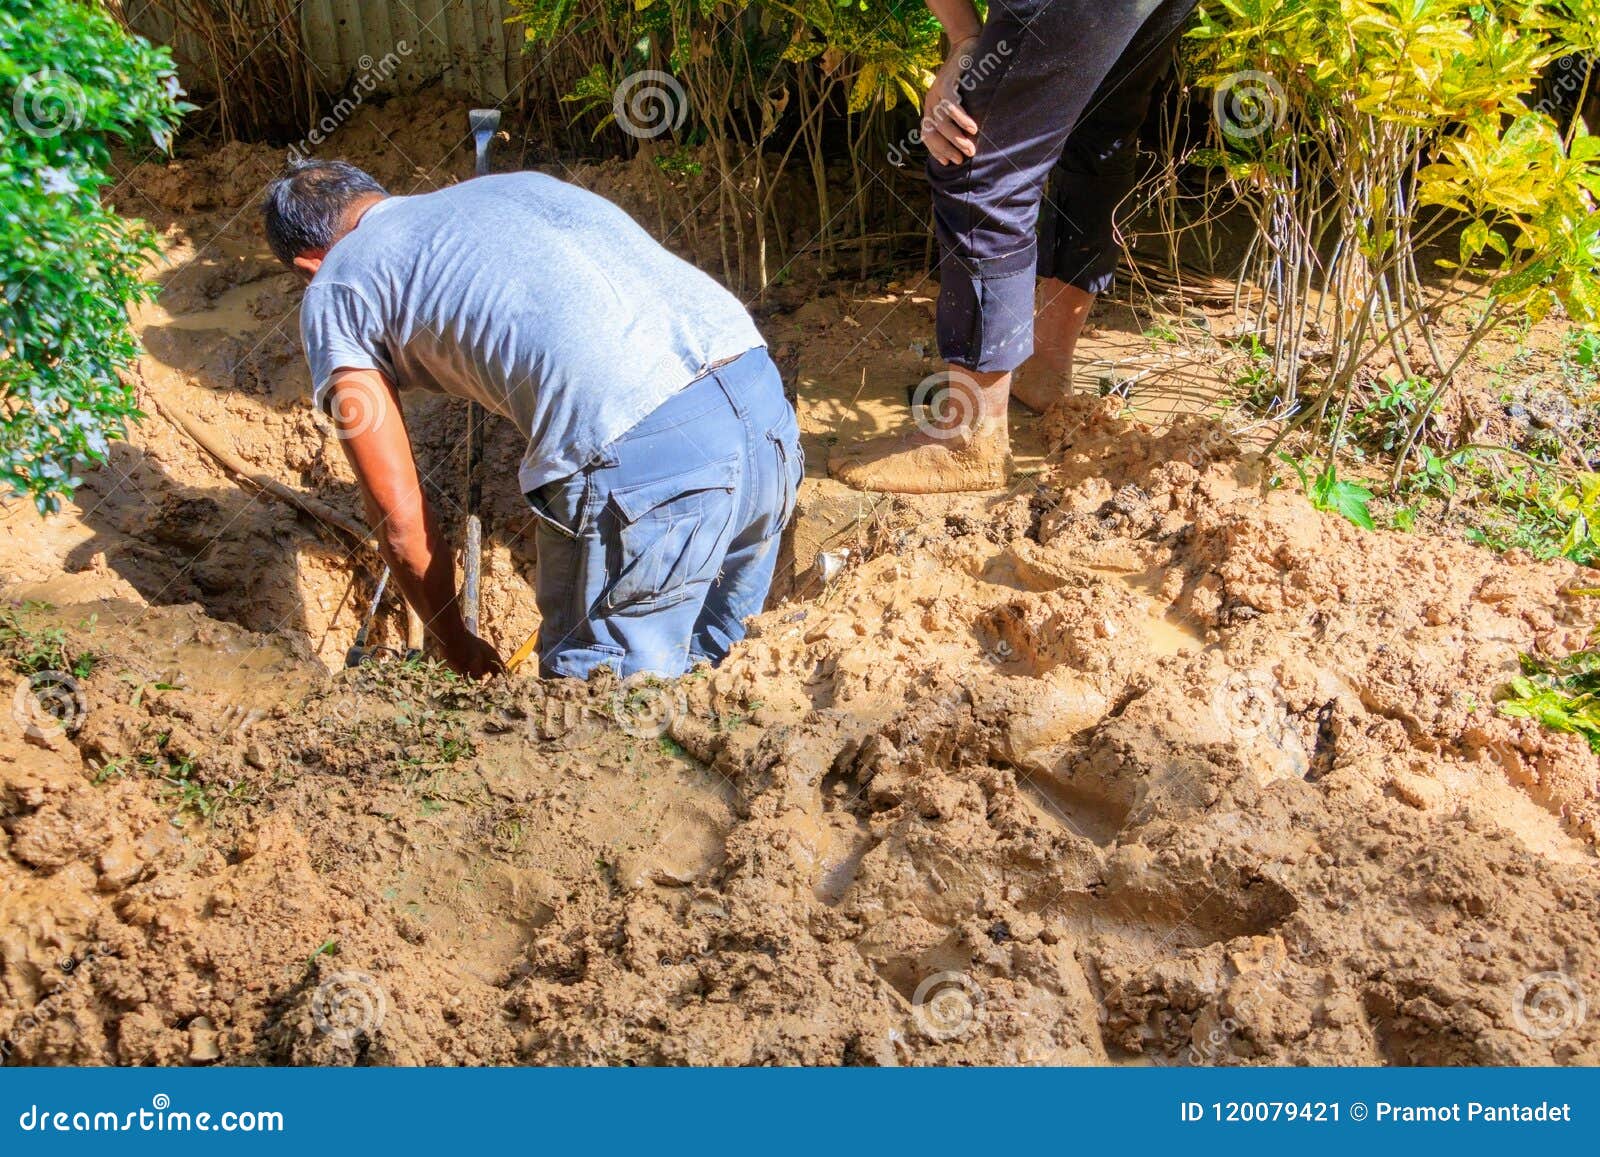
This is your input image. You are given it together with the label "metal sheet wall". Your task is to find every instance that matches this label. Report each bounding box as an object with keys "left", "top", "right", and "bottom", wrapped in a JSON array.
[{"left": 122, "top": 0, "right": 526, "bottom": 103}]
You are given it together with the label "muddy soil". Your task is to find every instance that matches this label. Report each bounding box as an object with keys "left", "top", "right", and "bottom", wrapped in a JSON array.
[{"left": 2, "top": 92, "right": 1598, "bottom": 1066}]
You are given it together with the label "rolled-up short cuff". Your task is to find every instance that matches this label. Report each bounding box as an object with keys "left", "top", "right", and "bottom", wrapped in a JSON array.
[
  {"left": 1068, "top": 268, "right": 1117, "bottom": 296},
  {"left": 936, "top": 247, "right": 1038, "bottom": 373}
]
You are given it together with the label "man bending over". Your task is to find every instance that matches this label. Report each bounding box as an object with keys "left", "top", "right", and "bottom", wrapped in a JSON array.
[{"left": 264, "top": 161, "right": 801, "bottom": 679}]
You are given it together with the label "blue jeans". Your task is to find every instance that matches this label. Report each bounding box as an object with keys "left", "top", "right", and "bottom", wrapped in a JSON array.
[{"left": 524, "top": 348, "right": 802, "bottom": 679}]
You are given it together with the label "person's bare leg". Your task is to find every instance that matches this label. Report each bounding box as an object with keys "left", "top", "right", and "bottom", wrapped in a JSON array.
[
  {"left": 1012, "top": 279, "right": 1095, "bottom": 413},
  {"left": 828, "top": 368, "right": 1011, "bottom": 493}
]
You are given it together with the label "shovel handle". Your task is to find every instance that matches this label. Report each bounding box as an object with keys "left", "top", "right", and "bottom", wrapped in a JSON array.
[{"left": 462, "top": 513, "right": 482, "bottom": 637}]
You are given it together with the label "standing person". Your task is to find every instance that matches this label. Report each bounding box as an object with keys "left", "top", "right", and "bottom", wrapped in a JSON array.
[
  {"left": 264, "top": 161, "right": 802, "bottom": 680},
  {"left": 829, "top": 0, "right": 1198, "bottom": 493}
]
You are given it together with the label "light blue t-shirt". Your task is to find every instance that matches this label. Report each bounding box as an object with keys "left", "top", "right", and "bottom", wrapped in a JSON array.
[{"left": 299, "top": 172, "right": 765, "bottom": 492}]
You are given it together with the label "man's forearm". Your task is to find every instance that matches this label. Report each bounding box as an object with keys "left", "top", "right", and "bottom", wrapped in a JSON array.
[
  {"left": 324, "top": 368, "right": 471, "bottom": 653},
  {"left": 927, "top": 0, "right": 982, "bottom": 45},
  {"left": 372, "top": 501, "right": 466, "bottom": 647}
]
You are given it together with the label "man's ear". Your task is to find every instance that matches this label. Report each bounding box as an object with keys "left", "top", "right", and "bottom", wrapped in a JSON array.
[{"left": 292, "top": 249, "right": 327, "bottom": 280}]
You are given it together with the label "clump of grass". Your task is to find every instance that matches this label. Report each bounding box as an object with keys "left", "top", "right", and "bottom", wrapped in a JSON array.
[
  {"left": 0, "top": 602, "right": 96, "bottom": 677},
  {"left": 1467, "top": 469, "right": 1600, "bottom": 567},
  {"left": 152, "top": 752, "right": 254, "bottom": 826}
]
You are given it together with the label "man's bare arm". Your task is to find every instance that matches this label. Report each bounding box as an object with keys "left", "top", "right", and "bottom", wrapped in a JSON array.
[
  {"left": 325, "top": 368, "right": 504, "bottom": 678},
  {"left": 926, "top": 0, "right": 981, "bottom": 43}
]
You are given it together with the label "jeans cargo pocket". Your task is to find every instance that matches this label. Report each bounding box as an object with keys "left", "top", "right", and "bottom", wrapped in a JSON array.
[
  {"left": 601, "top": 452, "right": 741, "bottom": 611},
  {"left": 526, "top": 471, "right": 589, "bottom": 540}
]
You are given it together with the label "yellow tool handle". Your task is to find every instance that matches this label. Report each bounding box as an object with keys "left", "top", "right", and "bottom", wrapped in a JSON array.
[{"left": 505, "top": 630, "right": 539, "bottom": 674}]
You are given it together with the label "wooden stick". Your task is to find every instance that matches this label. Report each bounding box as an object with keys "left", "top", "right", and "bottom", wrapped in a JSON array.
[{"left": 148, "top": 390, "right": 372, "bottom": 548}]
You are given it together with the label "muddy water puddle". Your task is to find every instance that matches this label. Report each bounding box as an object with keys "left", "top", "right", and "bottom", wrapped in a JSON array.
[{"left": 7, "top": 592, "right": 313, "bottom": 708}]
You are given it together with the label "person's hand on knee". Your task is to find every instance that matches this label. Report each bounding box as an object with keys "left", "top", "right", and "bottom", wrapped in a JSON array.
[{"left": 923, "top": 38, "right": 981, "bottom": 166}]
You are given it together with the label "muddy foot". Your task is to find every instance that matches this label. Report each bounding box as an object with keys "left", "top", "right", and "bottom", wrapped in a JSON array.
[
  {"left": 1011, "top": 360, "right": 1072, "bottom": 414},
  {"left": 828, "top": 426, "right": 1010, "bottom": 493}
]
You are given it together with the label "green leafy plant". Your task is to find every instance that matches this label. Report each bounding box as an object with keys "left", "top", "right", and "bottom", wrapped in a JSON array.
[
  {"left": 1, "top": 2, "right": 189, "bottom": 512},
  {"left": 508, "top": 0, "right": 941, "bottom": 289},
  {"left": 1406, "top": 446, "right": 1461, "bottom": 499},
  {"left": 1500, "top": 645, "right": 1600, "bottom": 752},
  {"left": 1562, "top": 326, "right": 1600, "bottom": 392},
  {"left": 1467, "top": 466, "right": 1600, "bottom": 565},
  {"left": 1282, "top": 453, "right": 1376, "bottom": 528},
  {"left": 1190, "top": 0, "right": 1600, "bottom": 485},
  {"left": 0, "top": 602, "right": 95, "bottom": 676}
]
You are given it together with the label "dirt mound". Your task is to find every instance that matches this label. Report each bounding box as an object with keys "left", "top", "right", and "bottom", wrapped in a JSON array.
[
  {"left": 6, "top": 90, "right": 1596, "bottom": 1068},
  {"left": 5, "top": 395, "right": 1597, "bottom": 1066}
]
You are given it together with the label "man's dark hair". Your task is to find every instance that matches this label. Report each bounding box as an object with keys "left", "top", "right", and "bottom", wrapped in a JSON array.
[{"left": 262, "top": 159, "right": 386, "bottom": 266}]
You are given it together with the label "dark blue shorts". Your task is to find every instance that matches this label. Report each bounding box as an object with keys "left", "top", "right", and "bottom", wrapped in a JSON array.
[{"left": 929, "top": 0, "right": 1197, "bottom": 372}]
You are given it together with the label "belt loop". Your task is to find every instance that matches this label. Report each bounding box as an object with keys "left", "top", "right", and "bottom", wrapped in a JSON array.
[{"left": 712, "top": 362, "right": 748, "bottom": 419}]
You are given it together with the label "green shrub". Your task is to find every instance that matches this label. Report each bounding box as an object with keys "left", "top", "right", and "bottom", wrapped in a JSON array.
[
  {"left": 1, "top": 1, "right": 188, "bottom": 514},
  {"left": 509, "top": 0, "right": 941, "bottom": 288},
  {"left": 1188, "top": 0, "right": 1600, "bottom": 487}
]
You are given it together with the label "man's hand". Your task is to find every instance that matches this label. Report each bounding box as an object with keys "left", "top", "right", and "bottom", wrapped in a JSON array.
[
  {"left": 923, "top": 37, "right": 981, "bottom": 166},
  {"left": 442, "top": 631, "right": 506, "bottom": 680}
]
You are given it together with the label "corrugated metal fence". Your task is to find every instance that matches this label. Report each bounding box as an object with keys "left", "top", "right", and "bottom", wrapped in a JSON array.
[{"left": 122, "top": 0, "right": 526, "bottom": 104}]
